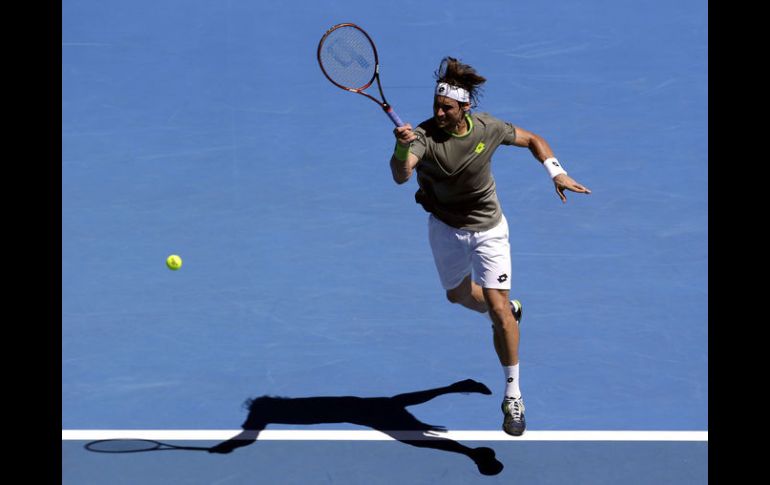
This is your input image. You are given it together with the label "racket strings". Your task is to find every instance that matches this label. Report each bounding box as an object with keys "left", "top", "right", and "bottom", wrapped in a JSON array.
[{"left": 319, "top": 26, "right": 376, "bottom": 89}]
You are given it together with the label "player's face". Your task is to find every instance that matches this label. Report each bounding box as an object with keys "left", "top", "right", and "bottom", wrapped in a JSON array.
[{"left": 433, "top": 96, "right": 468, "bottom": 131}]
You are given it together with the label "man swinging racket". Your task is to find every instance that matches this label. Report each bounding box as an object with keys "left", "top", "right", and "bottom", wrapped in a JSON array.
[{"left": 388, "top": 57, "right": 591, "bottom": 436}]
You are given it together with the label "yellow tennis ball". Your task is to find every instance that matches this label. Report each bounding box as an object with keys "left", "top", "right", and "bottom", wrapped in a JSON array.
[{"left": 166, "top": 254, "right": 182, "bottom": 270}]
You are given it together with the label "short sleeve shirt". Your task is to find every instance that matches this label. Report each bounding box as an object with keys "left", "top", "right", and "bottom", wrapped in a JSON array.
[{"left": 409, "top": 112, "right": 517, "bottom": 231}]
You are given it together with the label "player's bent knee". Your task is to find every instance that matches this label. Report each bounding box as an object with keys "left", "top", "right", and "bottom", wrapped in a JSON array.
[
  {"left": 489, "top": 301, "right": 508, "bottom": 314},
  {"left": 490, "top": 305, "right": 515, "bottom": 327}
]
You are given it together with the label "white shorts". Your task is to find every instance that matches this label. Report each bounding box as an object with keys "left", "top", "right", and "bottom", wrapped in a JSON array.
[{"left": 428, "top": 214, "right": 512, "bottom": 291}]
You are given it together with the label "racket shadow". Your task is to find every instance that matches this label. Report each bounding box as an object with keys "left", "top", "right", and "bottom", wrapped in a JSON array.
[
  {"left": 84, "top": 439, "right": 211, "bottom": 453},
  {"left": 210, "top": 379, "right": 503, "bottom": 476}
]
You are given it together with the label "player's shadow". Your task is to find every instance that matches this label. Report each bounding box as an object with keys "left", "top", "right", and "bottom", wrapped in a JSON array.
[{"left": 210, "top": 379, "right": 504, "bottom": 476}]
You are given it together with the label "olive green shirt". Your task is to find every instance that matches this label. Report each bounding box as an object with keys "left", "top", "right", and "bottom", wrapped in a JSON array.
[{"left": 409, "top": 112, "right": 517, "bottom": 231}]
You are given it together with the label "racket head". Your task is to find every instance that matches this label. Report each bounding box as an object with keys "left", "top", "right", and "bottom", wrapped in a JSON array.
[
  {"left": 85, "top": 439, "right": 164, "bottom": 453},
  {"left": 317, "top": 23, "right": 379, "bottom": 92}
]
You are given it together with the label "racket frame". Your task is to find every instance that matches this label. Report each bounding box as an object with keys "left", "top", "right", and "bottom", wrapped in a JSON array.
[{"left": 317, "top": 23, "right": 403, "bottom": 126}]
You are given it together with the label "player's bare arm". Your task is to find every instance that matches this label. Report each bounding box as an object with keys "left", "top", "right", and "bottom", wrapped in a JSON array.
[
  {"left": 512, "top": 126, "right": 592, "bottom": 203},
  {"left": 390, "top": 124, "right": 420, "bottom": 184}
]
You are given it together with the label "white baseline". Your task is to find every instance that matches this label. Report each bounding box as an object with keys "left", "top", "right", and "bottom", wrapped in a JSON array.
[{"left": 62, "top": 430, "right": 708, "bottom": 442}]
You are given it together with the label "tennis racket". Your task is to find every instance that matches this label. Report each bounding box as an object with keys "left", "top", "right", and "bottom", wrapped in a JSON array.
[
  {"left": 317, "top": 23, "right": 404, "bottom": 127},
  {"left": 85, "top": 439, "right": 211, "bottom": 453}
]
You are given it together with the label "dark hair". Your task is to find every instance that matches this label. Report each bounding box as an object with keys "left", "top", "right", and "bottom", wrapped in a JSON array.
[{"left": 434, "top": 56, "right": 487, "bottom": 108}]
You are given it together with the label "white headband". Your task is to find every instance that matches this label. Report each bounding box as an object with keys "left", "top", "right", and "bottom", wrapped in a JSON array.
[{"left": 435, "top": 82, "right": 470, "bottom": 103}]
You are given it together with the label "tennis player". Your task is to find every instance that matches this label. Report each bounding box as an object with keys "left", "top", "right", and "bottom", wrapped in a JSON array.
[{"left": 388, "top": 57, "right": 591, "bottom": 436}]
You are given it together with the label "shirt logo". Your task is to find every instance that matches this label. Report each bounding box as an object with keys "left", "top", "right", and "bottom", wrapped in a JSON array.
[{"left": 475, "top": 142, "right": 486, "bottom": 154}]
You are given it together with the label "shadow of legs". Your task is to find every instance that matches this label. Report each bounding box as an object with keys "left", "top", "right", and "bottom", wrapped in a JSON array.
[
  {"left": 399, "top": 436, "right": 503, "bottom": 476},
  {"left": 208, "top": 429, "right": 262, "bottom": 454}
]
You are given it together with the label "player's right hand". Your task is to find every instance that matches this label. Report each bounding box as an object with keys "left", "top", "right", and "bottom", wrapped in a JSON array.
[{"left": 394, "top": 124, "right": 417, "bottom": 145}]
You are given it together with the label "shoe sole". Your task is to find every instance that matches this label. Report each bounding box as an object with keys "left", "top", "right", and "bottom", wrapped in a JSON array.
[{"left": 502, "top": 427, "right": 525, "bottom": 437}]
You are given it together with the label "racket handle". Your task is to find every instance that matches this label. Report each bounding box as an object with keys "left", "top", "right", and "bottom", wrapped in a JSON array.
[{"left": 384, "top": 106, "right": 405, "bottom": 127}]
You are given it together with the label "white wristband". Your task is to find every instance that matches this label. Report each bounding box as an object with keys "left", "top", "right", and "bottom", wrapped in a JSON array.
[{"left": 543, "top": 157, "right": 567, "bottom": 179}]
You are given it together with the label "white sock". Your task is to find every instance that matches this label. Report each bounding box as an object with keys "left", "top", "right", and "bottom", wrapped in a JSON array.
[{"left": 503, "top": 364, "right": 521, "bottom": 399}]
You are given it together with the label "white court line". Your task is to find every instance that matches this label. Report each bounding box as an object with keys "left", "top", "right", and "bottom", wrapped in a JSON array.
[{"left": 62, "top": 430, "right": 708, "bottom": 442}]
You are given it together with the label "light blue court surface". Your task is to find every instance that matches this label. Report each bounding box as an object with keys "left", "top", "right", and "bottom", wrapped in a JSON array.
[{"left": 62, "top": 0, "right": 707, "bottom": 481}]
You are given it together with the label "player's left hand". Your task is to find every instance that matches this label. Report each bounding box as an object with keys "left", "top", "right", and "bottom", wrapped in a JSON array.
[{"left": 553, "top": 174, "right": 591, "bottom": 203}]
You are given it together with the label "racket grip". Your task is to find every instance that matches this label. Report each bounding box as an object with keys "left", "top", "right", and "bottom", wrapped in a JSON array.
[{"left": 385, "top": 107, "right": 405, "bottom": 127}]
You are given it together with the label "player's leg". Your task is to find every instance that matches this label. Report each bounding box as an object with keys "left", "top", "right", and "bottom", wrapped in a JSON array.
[
  {"left": 483, "top": 288, "right": 518, "bottom": 366},
  {"left": 485, "top": 287, "right": 525, "bottom": 436},
  {"left": 473, "top": 215, "right": 518, "bottom": 366},
  {"left": 490, "top": 299, "right": 521, "bottom": 367},
  {"left": 446, "top": 274, "right": 487, "bottom": 313},
  {"left": 428, "top": 214, "right": 476, "bottom": 307},
  {"left": 473, "top": 215, "right": 526, "bottom": 436}
]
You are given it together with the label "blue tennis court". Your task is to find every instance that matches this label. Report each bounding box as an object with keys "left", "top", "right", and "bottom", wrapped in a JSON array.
[{"left": 62, "top": 0, "right": 707, "bottom": 482}]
